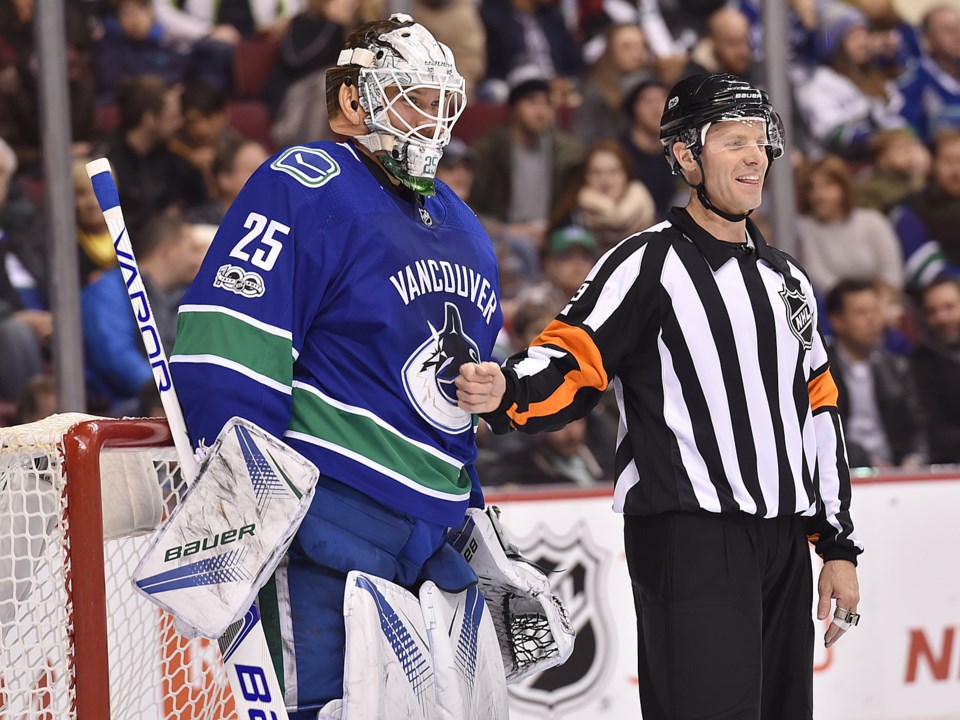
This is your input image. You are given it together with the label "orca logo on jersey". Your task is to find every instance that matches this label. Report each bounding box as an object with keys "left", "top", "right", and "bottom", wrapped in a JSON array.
[
  {"left": 779, "top": 284, "right": 813, "bottom": 350},
  {"left": 402, "top": 302, "right": 480, "bottom": 433}
]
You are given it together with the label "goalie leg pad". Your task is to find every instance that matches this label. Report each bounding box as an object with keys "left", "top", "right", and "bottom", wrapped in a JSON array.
[
  {"left": 342, "top": 571, "right": 437, "bottom": 720},
  {"left": 132, "top": 417, "right": 319, "bottom": 637},
  {"left": 419, "top": 581, "right": 509, "bottom": 720},
  {"left": 342, "top": 572, "right": 508, "bottom": 720}
]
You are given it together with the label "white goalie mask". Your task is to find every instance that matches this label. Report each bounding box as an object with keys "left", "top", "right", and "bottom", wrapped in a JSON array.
[{"left": 338, "top": 15, "right": 467, "bottom": 195}]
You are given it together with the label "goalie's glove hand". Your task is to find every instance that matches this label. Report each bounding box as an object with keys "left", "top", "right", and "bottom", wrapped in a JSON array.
[{"left": 485, "top": 506, "right": 556, "bottom": 576}]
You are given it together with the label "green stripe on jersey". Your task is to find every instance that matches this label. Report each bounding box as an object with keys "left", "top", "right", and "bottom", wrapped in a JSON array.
[
  {"left": 289, "top": 388, "right": 471, "bottom": 497},
  {"left": 174, "top": 311, "right": 293, "bottom": 387}
]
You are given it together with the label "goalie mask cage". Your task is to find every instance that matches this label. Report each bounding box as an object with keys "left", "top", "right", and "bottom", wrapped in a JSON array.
[{"left": 0, "top": 414, "right": 235, "bottom": 720}]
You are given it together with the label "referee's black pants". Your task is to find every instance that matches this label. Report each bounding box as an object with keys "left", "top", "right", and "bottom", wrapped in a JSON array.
[{"left": 624, "top": 511, "right": 814, "bottom": 720}]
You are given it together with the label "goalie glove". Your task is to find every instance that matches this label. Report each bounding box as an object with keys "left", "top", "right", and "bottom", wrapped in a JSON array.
[{"left": 447, "top": 507, "right": 575, "bottom": 684}]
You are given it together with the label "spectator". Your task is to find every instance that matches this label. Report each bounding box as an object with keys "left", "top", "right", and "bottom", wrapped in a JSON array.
[
  {"left": 155, "top": 0, "right": 300, "bottom": 43},
  {"left": 169, "top": 80, "right": 240, "bottom": 197},
  {"left": 107, "top": 75, "right": 207, "bottom": 234},
  {"left": 682, "top": 7, "right": 754, "bottom": 82},
  {"left": 414, "top": 0, "right": 486, "bottom": 100},
  {"left": 82, "top": 215, "right": 208, "bottom": 409},
  {"left": 14, "top": 374, "right": 57, "bottom": 424},
  {"left": 469, "top": 66, "right": 583, "bottom": 251},
  {"left": 73, "top": 158, "right": 117, "bottom": 284},
  {"left": 856, "top": 128, "right": 930, "bottom": 212},
  {"left": 618, "top": 75, "right": 679, "bottom": 219},
  {"left": 796, "top": 154, "right": 902, "bottom": 295},
  {"left": 912, "top": 275, "right": 960, "bottom": 463},
  {"left": 435, "top": 137, "right": 473, "bottom": 203},
  {"left": 550, "top": 140, "right": 654, "bottom": 252},
  {"left": 94, "top": 0, "right": 186, "bottom": 102},
  {"left": 0, "top": 138, "right": 45, "bottom": 403},
  {"left": 0, "top": 136, "right": 45, "bottom": 310},
  {"left": 794, "top": 3, "right": 905, "bottom": 159},
  {"left": 265, "top": 0, "right": 356, "bottom": 148},
  {"left": 875, "top": 279, "right": 914, "bottom": 356},
  {"left": 542, "top": 225, "right": 598, "bottom": 300},
  {"left": 154, "top": 0, "right": 301, "bottom": 91},
  {"left": 186, "top": 137, "right": 269, "bottom": 225},
  {"left": 0, "top": 4, "right": 97, "bottom": 171},
  {"left": 482, "top": 417, "right": 605, "bottom": 486},
  {"left": 893, "top": 128, "right": 960, "bottom": 290},
  {"left": 826, "top": 279, "right": 927, "bottom": 469},
  {"left": 899, "top": 4, "right": 960, "bottom": 142},
  {"left": 573, "top": 23, "right": 650, "bottom": 143},
  {"left": 0, "top": 0, "right": 34, "bottom": 65},
  {"left": 478, "top": 0, "right": 580, "bottom": 93},
  {"left": 850, "top": 0, "right": 921, "bottom": 73}
]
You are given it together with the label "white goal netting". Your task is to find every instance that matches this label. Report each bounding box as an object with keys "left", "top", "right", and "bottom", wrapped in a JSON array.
[{"left": 0, "top": 414, "right": 235, "bottom": 719}]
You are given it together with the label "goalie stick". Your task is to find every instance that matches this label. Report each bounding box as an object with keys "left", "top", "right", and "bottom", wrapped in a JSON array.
[{"left": 85, "top": 158, "right": 290, "bottom": 720}]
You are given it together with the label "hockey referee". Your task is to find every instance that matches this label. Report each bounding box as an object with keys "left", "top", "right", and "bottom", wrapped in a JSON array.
[{"left": 457, "top": 73, "right": 862, "bottom": 720}]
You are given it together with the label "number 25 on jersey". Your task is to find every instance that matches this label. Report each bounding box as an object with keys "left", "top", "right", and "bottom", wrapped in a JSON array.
[{"left": 230, "top": 212, "right": 289, "bottom": 272}]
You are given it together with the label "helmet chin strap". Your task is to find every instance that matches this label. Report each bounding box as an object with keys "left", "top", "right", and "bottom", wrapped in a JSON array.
[{"left": 689, "top": 154, "right": 754, "bottom": 223}]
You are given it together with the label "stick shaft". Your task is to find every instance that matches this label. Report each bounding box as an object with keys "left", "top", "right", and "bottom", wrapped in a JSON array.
[
  {"left": 85, "top": 160, "right": 198, "bottom": 481},
  {"left": 85, "top": 160, "right": 289, "bottom": 719}
]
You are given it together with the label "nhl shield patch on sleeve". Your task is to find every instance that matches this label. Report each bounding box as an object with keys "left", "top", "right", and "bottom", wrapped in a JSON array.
[{"left": 132, "top": 417, "right": 319, "bottom": 637}]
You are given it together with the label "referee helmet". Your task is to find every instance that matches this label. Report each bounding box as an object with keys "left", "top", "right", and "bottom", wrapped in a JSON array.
[{"left": 660, "top": 74, "right": 784, "bottom": 221}]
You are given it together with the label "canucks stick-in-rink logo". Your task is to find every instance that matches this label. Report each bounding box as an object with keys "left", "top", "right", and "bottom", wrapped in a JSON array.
[{"left": 402, "top": 302, "right": 479, "bottom": 433}]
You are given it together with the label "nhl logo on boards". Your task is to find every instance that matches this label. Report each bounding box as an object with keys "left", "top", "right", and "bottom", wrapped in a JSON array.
[
  {"left": 779, "top": 284, "right": 813, "bottom": 349},
  {"left": 508, "top": 522, "right": 615, "bottom": 715},
  {"left": 419, "top": 206, "right": 434, "bottom": 226}
]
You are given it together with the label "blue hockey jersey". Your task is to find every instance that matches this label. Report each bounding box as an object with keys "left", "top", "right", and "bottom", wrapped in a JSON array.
[
  {"left": 899, "top": 56, "right": 960, "bottom": 141},
  {"left": 171, "top": 141, "right": 503, "bottom": 526}
]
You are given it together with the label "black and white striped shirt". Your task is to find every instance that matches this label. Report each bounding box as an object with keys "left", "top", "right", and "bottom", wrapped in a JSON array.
[{"left": 486, "top": 207, "right": 862, "bottom": 563}]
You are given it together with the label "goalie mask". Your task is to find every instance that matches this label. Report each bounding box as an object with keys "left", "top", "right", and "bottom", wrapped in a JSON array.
[
  {"left": 337, "top": 14, "right": 467, "bottom": 196},
  {"left": 660, "top": 73, "right": 784, "bottom": 222}
]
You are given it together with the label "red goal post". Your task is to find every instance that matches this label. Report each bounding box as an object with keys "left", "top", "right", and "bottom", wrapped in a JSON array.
[{"left": 0, "top": 414, "right": 235, "bottom": 720}]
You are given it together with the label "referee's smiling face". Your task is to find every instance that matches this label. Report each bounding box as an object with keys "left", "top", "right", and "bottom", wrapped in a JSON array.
[{"left": 683, "top": 120, "right": 770, "bottom": 216}]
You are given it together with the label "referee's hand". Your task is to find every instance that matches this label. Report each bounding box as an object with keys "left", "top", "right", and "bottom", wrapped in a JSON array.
[
  {"left": 818, "top": 559, "right": 860, "bottom": 648},
  {"left": 456, "top": 362, "right": 506, "bottom": 414}
]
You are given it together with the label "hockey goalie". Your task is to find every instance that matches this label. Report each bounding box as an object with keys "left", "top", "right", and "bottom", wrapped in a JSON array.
[{"left": 141, "top": 12, "right": 575, "bottom": 720}]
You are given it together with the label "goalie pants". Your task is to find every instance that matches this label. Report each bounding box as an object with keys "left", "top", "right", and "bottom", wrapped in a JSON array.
[
  {"left": 257, "top": 475, "right": 478, "bottom": 719},
  {"left": 624, "top": 511, "right": 814, "bottom": 720}
]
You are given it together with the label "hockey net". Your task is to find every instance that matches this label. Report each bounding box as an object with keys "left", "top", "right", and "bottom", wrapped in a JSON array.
[{"left": 0, "top": 414, "right": 235, "bottom": 720}]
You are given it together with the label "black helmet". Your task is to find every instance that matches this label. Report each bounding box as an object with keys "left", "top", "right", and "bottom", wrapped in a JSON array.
[{"left": 659, "top": 73, "right": 784, "bottom": 221}]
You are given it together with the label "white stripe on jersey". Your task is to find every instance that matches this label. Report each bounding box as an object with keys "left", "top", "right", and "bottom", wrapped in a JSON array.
[
  {"left": 514, "top": 345, "right": 567, "bottom": 379},
  {"left": 170, "top": 354, "right": 292, "bottom": 394},
  {"left": 661, "top": 247, "right": 757, "bottom": 514},
  {"left": 292, "top": 380, "right": 463, "bottom": 468},
  {"left": 812, "top": 412, "right": 846, "bottom": 535},
  {"left": 657, "top": 333, "right": 723, "bottom": 513},
  {"left": 583, "top": 244, "right": 648, "bottom": 332},
  {"left": 284, "top": 430, "right": 468, "bottom": 502},
  {"left": 724, "top": 260, "right": 782, "bottom": 516},
  {"left": 612, "top": 377, "right": 638, "bottom": 513}
]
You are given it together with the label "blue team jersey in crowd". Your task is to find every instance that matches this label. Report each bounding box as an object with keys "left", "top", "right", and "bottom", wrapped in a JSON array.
[{"left": 170, "top": 141, "right": 503, "bottom": 527}]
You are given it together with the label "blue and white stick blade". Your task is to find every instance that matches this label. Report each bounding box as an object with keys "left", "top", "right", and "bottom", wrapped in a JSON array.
[{"left": 85, "top": 158, "right": 120, "bottom": 211}]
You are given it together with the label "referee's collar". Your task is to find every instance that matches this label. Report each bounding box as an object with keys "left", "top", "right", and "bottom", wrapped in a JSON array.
[{"left": 668, "top": 207, "right": 775, "bottom": 272}]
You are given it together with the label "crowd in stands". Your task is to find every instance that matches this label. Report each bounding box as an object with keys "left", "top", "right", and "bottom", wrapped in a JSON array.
[{"left": 1, "top": 0, "right": 960, "bottom": 486}]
